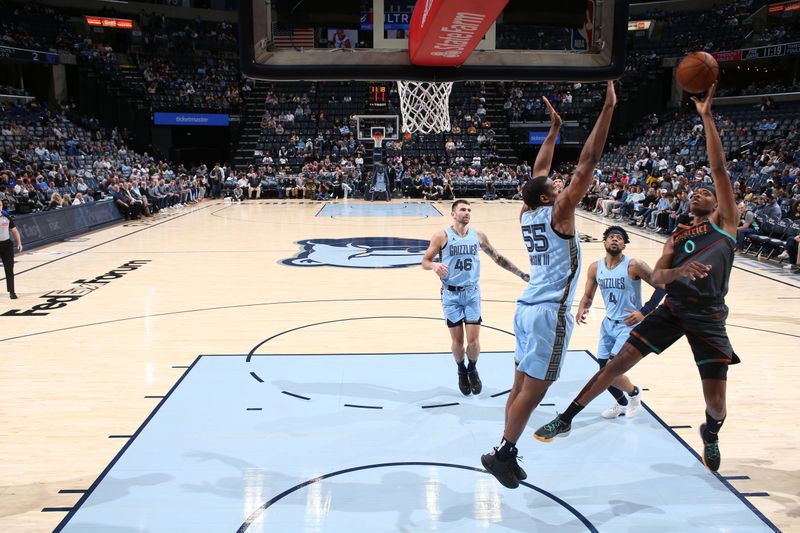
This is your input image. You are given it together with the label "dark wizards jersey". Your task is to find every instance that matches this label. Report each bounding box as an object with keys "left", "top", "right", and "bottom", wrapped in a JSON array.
[{"left": 667, "top": 219, "right": 735, "bottom": 305}]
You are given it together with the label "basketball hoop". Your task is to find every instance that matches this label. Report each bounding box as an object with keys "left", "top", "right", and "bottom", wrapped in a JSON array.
[
  {"left": 397, "top": 80, "right": 453, "bottom": 135},
  {"left": 372, "top": 131, "right": 385, "bottom": 148}
]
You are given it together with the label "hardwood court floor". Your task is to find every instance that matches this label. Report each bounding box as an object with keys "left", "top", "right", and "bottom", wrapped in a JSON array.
[{"left": 0, "top": 199, "right": 797, "bottom": 532}]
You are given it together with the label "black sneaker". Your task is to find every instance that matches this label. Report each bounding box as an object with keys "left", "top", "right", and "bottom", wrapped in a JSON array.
[
  {"left": 481, "top": 447, "right": 520, "bottom": 489},
  {"left": 458, "top": 372, "right": 471, "bottom": 396},
  {"left": 534, "top": 415, "right": 571, "bottom": 442},
  {"left": 467, "top": 369, "right": 482, "bottom": 395},
  {"left": 513, "top": 455, "right": 527, "bottom": 481},
  {"left": 699, "top": 423, "right": 721, "bottom": 472},
  {"left": 9, "top": 292, "right": 17, "bottom": 300}
]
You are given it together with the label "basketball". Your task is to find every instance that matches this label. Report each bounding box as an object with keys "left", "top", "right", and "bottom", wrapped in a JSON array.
[{"left": 676, "top": 51, "right": 719, "bottom": 94}]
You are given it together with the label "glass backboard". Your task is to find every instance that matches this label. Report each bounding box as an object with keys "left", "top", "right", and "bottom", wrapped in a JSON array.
[{"left": 240, "top": 0, "right": 629, "bottom": 82}]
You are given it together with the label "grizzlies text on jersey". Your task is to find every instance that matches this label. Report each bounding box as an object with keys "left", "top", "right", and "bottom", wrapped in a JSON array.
[
  {"left": 596, "top": 256, "right": 642, "bottom": 322},
  {"left": 439, "top": 227, "right": 481, "bottom": 288}
]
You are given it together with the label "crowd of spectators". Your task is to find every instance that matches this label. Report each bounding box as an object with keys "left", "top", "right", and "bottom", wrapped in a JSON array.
[
  {"left": 0, "top": 1, "right": 82, "bottom": 52},
  {"left": 577, "top": 103, "right": 800, "bottom": 270},
  {"left": 220, "top": 157, "right": 528, "bottom": 203},
  {"left": 716, "top": 83, "right": 796, "bottom": 98},
  {"left": 248, "top": 80, "right": 501, "bottom": 174},
  {"left": 0, "top": 99, "right": 207, "bottom": 218},
  {"left": 139, "top": 56, "right": 243, "bottom": 110},
  {"left": 501, "top": 81, "right": 602, "bottom": 122}
]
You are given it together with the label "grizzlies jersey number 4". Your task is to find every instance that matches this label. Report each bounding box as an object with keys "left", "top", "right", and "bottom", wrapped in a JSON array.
[
  {"left": 517, "top": 206, "right": 582, "bottom": 306},
  {"left": 596, "top": 256, "right": 642, "bottom": 321},
  {"left": 440, "top": 227, "right": 481, "bottom": 287}
]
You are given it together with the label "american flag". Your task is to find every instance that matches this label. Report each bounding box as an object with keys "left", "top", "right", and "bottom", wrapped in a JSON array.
[{"left": 273, "top": 25, "right": 315, "bottom": 49}]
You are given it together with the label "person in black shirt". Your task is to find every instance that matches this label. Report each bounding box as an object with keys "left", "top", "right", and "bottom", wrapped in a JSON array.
[
  {"left": 332, "top": 175, "right": 344, "bottom": 199},
  {"left": 0, "top": 209, "right": 22, "bottom": 299},
  {"left": 535, "top": 84, "right": 740, "bottom": 473},
  {"left": 400, "top": 174, "right": 413, "bottom": 199},
  {"left": 113, "top": 184, "right": 142, "bottom": 220}
]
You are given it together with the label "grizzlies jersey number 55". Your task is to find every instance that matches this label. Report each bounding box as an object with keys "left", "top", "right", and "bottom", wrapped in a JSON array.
[{"left": 517, "top": 206, "right": 582, "bottom": 306}]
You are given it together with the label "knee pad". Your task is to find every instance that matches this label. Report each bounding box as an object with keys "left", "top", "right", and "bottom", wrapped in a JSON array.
[{"left": 699, "top": 362, "right": 728, "bottom": 380}]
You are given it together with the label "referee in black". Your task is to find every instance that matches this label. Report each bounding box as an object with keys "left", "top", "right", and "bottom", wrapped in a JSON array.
[{"left": 0, "top": 208, "right": 22, "bottom": 299}]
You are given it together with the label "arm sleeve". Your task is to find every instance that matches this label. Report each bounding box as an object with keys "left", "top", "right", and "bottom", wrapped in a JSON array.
[{"left": 640, "top": 287, "right": 666, "bottom": 315}]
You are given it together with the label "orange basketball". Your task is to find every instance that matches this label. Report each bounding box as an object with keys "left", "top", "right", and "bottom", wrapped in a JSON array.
[{"left": 676, "top": 51, "right": 719, "bottom": 94}]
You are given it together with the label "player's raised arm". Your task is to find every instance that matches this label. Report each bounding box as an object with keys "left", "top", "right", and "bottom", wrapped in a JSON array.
[
  {"left": 532, "top": 97, "right": 563, "bottom": 178},
  {"left": 576, "top": 261, "right": 599, "bottom": 325},
  {"left": 691, "top": 84, "right": 737, "bottom": 235},
  {"left": 555, "top": 81, "right": 617, "bottom": 222},
  {"left": 477, "top": 231, "right": 530, "bottom": 282},
  {"left": 422, "top": 230, "right": 448, "bottom": 279}
]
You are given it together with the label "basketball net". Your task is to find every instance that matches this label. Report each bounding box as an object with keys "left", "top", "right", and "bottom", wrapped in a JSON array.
[
  {"left": 398, "top": 80, "right": 453, "bottom": 135},
  {"left": 372, "top": 131, "right": 385, "bottom": 148}
]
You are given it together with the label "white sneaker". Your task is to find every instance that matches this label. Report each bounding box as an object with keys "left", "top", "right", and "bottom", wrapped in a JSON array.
[
  {"left": 602, "top": 403, "right": 626, "bottom": 419},
  {"left": 776, "top": 251, "right": 789, "bottom": 260},
  {"left": 626, "top": 389, "right": 643, "bottom": 418}
]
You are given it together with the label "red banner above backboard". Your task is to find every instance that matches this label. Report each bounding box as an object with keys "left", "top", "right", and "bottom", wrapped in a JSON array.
[
  {"left": 85, "top": 16, "right": 134, "bottom": 29},
  {"left": 408, "top": 0, "right": 509, "bottom": 67}
]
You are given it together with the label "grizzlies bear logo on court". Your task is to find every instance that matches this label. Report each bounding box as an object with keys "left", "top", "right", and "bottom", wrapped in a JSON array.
[{"left": 282, "top": 237, "right": 429, "bottom": 268}]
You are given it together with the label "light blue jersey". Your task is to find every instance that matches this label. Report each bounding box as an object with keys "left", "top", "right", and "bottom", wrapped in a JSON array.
[
  {"left": 514, "top": 207, "right": 581, "bottom": 381},
  {"left": 596, "top": 256, "right": 642, "bottom": 321},
  {"left": 517, "top": 207, "right": 582, "bottom": 306},
  {"left": 440, "top": 227, "right": 480, "bottom": 288}
]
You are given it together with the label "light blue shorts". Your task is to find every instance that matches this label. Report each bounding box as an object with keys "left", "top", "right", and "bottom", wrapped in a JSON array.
[
  {"left": 514, "top": 302, "right": 574, "bottom": 381},
  {"left": 597, "top": 317, "right": 634, "bottom": 360},
  {"left": 441, "top": 285, "right": 481, "bottom": 327}
]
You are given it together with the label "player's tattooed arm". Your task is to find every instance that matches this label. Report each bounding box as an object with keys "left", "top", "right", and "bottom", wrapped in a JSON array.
[
  {"left": 629, "top": 258, "right": 663, "bottom": 288},
  {"left": 478, "top": 231, "right": 530, "bottom": 282}
]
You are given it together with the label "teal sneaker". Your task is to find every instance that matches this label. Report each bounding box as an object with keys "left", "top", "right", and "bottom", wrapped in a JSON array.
[
  {"left": 699, "top": 423, "right": 721, "bottom": 472},
  {"left": 534, "top": 415, "right": 571, "bottom": 442}
]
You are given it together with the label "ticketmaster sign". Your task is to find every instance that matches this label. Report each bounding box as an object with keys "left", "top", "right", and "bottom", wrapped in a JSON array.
[
  {"left": 529, "top": 131, "right": 561, "bottom": 145},
  {"left": 154, "top": 112, "right": 230, "bottom": 126}
]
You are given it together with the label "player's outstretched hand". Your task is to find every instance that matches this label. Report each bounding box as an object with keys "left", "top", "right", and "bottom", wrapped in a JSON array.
[
  {"left": 542, "top": 97, "right": 563, "bottom": 130},
  {"left": 433, "top": 263, "right": 449, "bottom": 279},
  {"left": 604, "top": 80, "right": 617, "bottom": 109},
  {"left": 679, "top": 261, "right": 711, "bottom": 281},
  {"left": 690, "top": 83, "right": 716, "bottom": 117},
  {"left": 575, "top": 305, "right": 589, "bottom": 325},
  {"left": 624, "top": 308, "right": 645, "bottom": 327},
  {"left": 521, "top": 273, "right": 530, "bottom": 283}
]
